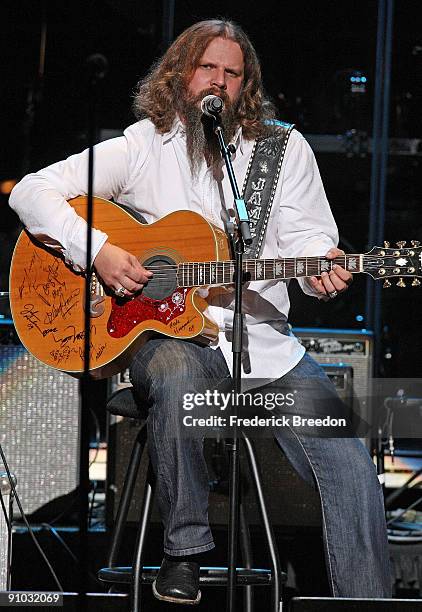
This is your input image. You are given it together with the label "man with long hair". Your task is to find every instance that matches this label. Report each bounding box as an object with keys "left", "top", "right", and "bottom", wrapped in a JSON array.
[{"left": 10, "top": 19, "right": 391, "bottom": 605}]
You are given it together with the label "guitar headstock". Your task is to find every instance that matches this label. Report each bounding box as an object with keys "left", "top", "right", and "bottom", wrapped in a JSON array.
[{"left": 365, "top": 241, "right": 422, "bottom": 287}]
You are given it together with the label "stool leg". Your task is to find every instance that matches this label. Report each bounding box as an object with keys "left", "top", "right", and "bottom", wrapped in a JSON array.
[
  {"left": 242, "top": 434, "right": 283, "bottom": 612},
  {"left": 108, "top": 423, "right": 148, "bottom": 568},
  {"left": 131, "top": 461, "right": 155, "bottom": 612},
  {"left": 239, "top": 501, "right": 254, "bottom": 612}
]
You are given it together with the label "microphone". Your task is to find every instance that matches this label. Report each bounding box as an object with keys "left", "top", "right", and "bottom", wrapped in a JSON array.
[{"left": 201, "top": 95, "right": 224, "bottom": 118}]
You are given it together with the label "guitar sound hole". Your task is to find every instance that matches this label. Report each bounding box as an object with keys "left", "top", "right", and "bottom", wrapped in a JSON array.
[{"left": 142, "top": 255, "right": 178, "bottom": 301}]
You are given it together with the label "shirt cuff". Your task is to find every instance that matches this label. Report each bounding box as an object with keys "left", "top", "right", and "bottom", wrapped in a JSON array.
[{"left": 65, "top": 227, "right": 109, "bottom": 272}]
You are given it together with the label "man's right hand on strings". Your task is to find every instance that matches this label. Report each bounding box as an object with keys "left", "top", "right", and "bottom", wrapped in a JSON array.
[{"left": 94, "top": 242, "right": 152, "bottom": 297}]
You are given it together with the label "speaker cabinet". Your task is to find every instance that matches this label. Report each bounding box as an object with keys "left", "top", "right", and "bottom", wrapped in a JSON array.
[
  {"left": 0, "top": 343, "right": 80, "bottom": 518},
  {"left": 293, "top": 327, "right": 373, "bottom": 427}
]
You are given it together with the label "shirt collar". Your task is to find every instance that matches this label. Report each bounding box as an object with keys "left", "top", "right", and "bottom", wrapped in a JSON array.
[{"left": 162, "top": 117, "right": 185, "bottom": 144}]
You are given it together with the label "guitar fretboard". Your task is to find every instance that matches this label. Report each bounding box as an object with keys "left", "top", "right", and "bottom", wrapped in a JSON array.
[{"left": 177, "top": 255, "right": 361, "bottom": 287}]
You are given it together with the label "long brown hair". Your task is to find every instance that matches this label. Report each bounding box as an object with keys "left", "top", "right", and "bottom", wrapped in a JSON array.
[{"left": 133, "top": 19, "right": 276, "bottom": 139}]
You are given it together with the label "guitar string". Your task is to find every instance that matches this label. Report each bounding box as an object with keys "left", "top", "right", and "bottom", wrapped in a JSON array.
[
  {"left": 143, "top": 255, "right": 404, "bottom": 271},
  {"left": 140, "top": 261, "right": 409, "bottom": 278},
  {"left": 108, "top": 256, "right": 412, "bottom": 290},
  {"left": 143, "top": 262, "right": 403, "bottom": 278},
  {"left": 144, "top": 258, "right": 405, "bottom": 268},
  {"left": 130, "top": 269, "right": 408, "bottom": 287}
]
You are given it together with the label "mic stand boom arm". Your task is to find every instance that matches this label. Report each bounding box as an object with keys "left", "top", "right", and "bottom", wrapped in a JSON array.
[{"left": 212, "top": 115, "right": 252, "bottom": 612}]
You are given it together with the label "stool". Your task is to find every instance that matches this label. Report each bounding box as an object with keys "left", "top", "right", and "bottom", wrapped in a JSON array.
[{"left": 98, "top": 387, "right": 287, "bottom": 611}]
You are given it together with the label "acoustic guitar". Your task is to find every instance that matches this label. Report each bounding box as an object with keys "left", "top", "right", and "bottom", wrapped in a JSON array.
[{"left": 9, "top": 196, "right": 422, "bottom": 379}]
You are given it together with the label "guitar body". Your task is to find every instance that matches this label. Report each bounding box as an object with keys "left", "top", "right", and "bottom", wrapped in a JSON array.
[{"left": 9, "top": 197, "right": 230, "bottom": 379}]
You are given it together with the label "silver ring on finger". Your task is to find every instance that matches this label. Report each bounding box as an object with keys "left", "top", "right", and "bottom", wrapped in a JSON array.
[
  {"left": 328, "top": 290, "right": 338, "bottom": 299},
  {"left": 115, "top": 286, "right": 126, "bottom": 297}
]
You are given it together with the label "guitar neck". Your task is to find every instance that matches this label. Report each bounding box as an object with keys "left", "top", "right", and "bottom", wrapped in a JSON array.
[{"left": 177, "top": 255, "right": 362, "bottom": 287}]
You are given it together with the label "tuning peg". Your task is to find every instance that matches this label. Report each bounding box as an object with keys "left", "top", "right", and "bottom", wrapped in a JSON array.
[
  {"left": 396, "top": 278, "right": 406, "bottom": 287},
  {"left": 411, "top": 240, "right": 421, "bottom": 247},
  {"left": 396, "top": 241, "right": 406, "bottom": 248},
  {"left": 383, "top": 241, "right": 390, "bottom": 248},
  {"left": 412, "top": 278, "right": 421, "bottom": 287},
  {"left": 383, "top": 279, "right": 392, "bottom": 288}
]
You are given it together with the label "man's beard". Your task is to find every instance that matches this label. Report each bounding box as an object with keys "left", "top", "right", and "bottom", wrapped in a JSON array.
[{"left": 180, "top": 88, "right": 240, "bottom": 178}]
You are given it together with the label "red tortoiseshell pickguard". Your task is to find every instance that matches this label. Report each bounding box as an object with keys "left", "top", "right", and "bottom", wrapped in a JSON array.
[{"left": 107, "top": 288, "right": 191, "bottom": 338}]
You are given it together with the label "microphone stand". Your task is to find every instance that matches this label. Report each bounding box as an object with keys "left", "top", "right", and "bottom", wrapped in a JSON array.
[
  {"left": 78, "top": 53, "right": 108, "bottom": 608},
  {"left": 211, "top": 114, "right": 252, "bottom": 612}
]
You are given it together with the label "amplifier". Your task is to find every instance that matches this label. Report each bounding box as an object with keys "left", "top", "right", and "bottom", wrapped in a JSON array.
[
  {"left": 320, "top": 363, "right": 353, "bottom": 406},
  {"left": 292, "top": 327, "right": 373, "bottom": 428},
  {"left": 0, "top": 342, "right": 80, "bottom": 518}
]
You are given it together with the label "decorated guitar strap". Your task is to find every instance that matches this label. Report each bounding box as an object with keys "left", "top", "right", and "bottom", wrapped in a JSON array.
[{"left": 241, "top": 120, "right": 295, "bottom": 259}]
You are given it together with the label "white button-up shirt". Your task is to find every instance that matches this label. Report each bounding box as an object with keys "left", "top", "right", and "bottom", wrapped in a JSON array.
[{"left": 9, "top": 119, "right": 338, "bottom": 385}]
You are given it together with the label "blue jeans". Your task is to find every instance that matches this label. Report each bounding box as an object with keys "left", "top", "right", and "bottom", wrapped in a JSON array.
[{"left": 130, "top": 338, "right": 392, "bottom": 597}]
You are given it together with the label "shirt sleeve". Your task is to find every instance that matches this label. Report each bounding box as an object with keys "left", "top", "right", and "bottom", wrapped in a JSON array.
[
  {"left": 9, "top": 134, "right": 130, "bottom": 271},
  {"left": 277, "top": 131, "right": 339, "bottom": 298}
]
